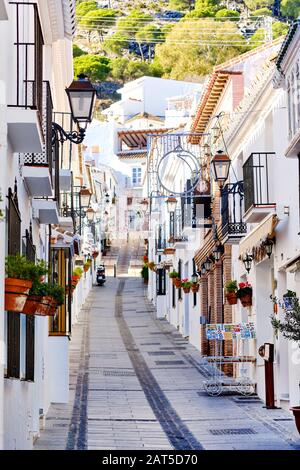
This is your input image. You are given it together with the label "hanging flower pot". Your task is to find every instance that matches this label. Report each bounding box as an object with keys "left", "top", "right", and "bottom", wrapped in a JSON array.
[
  {"left": 22, "top": 295, "right": 42, "bottom": 315},
  {"left": 5, "top": 278, "right": 32, "bottom": 312},
  {"left": 226, "top": 292, "right": 238, "bottom": 305},
  {"left": 34, "top": 296, "right": 53, "bottom": 316},
  {"left": 191, "top": 283, "right": 199, "bottom": 294},
  {"left": 237, "top": 282, "right": 252, "bottom": 307},
  {"left": 181, "top": 279, "right": 192, "bottom": 293},
  {"left": 163, "top": 247, "right": 175, "bottom": 255},
  {"left": 92, "top": 251, "right": 99, "bottom": 259},
  {"left": 291, "top": 407, "right": 300, "bottom": 434},
  {"left": 173, "top": 278, "right": 182, "bottom": 289}
]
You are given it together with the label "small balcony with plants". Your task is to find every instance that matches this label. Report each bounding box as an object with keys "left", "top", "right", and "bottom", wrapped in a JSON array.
[{"left": 242, "top": 152, "right": 276, "bottom": 223}]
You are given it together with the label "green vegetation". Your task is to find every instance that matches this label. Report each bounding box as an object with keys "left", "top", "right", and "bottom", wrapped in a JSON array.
[
  {"left": 74, "top": 54, "right": 111, "bottom": 81},
  {"left": 74, "top": 0, "right": 292, "bottom": 84},
  {"left": 5, "top": 255, "right": 48, "bottom": 281}
]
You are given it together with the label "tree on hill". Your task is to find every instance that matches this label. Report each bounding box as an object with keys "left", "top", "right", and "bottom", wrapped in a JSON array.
[
  {"left": 79, "top": 9, "right": 119, "bottom": 42},
  {"left": 154, "top": 18, "right": 248, "bottom": 80},
  {"left": 169, "top": 0, "right": 194, "bottom": 10},
  {"left": 73, "top": 44, "right": 87, "bottom": 58},
  {"left": 249, "top": 20, "right": 289, "bottom": 47},
  {"left": 281, "top": 0, "right": 300, "bottom": 18},
  {"left": 110, "top": 57, "right": 163, "bottom": 83},
  {"left": 117, "top": 9, "right": 153, "bottom": 40},
  {"left": 103, "top": 31, "right": 129, "bottom": 56},
  {"left": 73, "top": 54, "right": 111, "bottom": 82},
  {"left": 215, "top": 9, "right": 240, "bottom": 20},
  {"left": 244, "top": 0, "right": 273, "bottom": 10},
  {"left": 76, "top": 1, "right": 98, "bottom": 17},
  {"left": 135, "top": 24, "right": 164, "bottom": 60}
]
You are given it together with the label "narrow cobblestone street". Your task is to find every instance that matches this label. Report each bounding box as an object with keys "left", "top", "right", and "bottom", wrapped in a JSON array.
[{"left": 34, "top": 246, "right": 300, "bottom": 451}]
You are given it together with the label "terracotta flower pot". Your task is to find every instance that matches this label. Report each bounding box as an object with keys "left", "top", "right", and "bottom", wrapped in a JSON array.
[
  {"left": 291, "top": 407, "right": 300, "bottom": 434},
  {"left": 84, "top": 265, "right": 89, "bottom": 273},
  {"left": 183, "top": 287, "right": 191, "bottom": 294},
  {"left": 240, "top": 294, "right": 252, "bottom": 307},
  {"left": 5, "top": 278, "right": 32, "bottom": 312},
  {"left": 191, "top": 284, "right": 199, "bottom": 293},
  {"left": 22, "top": 295, "right": 42, "bottom": 315},
  {"left": 35, "top": 296, "right": 53, "bottom": 316},
  {"left": 49, "top": 300, "right": 59, "bottom": 316},
  {"left": 174, "top": 278, "right": 182, "bottom": 289},
  {"left": 163, "top": 248, "right": 175, "bottom": 255},
  {"left": 226, "top": 292, "right": 238, "bottom": 305}
]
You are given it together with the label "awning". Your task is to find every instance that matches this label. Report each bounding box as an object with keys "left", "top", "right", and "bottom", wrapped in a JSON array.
[{"left": 239, "top": 213, "right": 279, "bottom": 258}]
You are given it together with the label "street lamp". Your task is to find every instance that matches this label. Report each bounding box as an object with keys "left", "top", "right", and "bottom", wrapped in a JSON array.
[
  {"left": 201, "top": 264, "right": 206, "bottom": 276},
  {"left": 211, "top": 150, "right": 231, "bottom": 187},
  {"left": 191, "top": 271, "right": 199, "bottom": 284},
  {"left": 213, "top": 243, "right": 224, "bottom": 262},
  {"left": 95, "top": 207, "right": 102, "bottom": 222},
  {"left": 263, "top": 238, "right": 274, "bottom": 258},
  {"left": 166, "top": 195, "right": 177, "bottom": 214},
  {"left": 86, "top": 208, "right": 95, "bottom": 223},
  {"left": 204, "top": 257, "right": 212, "bottom": 272},
  {"left": 52, "top": 74, "right": 96, "bottom": 145},
  {"left": 242, "top": 253, "right": 253, "bottom": 273},
  {"left": 211, "top": 150, "right": 231, "bottom": 186},
  {"left": 79, "top": 188, "right": 92, "bottom": 209}
]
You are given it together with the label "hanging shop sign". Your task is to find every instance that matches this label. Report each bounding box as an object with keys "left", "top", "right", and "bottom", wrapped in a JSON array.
[{"left": 206, "top": 322, "right": 256, "bottom": 341}]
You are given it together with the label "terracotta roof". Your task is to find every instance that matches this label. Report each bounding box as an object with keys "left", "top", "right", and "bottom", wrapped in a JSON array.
[
  {"left": 117, "top": 150, "right": 147, "bottom": 160},
  {"left": 125, "top": 112, "right": 164, "bottom": 124},
  {"left": 190, "top": 71, "right": 241, "bottom": 141},
  {"left": 118, "top": 128, "right": 167, "bottom": 149}
]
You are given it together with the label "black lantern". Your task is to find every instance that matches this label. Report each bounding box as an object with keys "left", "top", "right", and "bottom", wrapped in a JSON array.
[
  {"left": 213, "top": 244, "right": 224, "bottom": 262},
  {"left": 86, "top": 208, "right": 95, "bottom": 223},
  {"left": 166, "top": 195, "right": 177, "bottom": 214},
  {"left": 264, "top": 239, "right": 273, "bottom": 258},
  {"left": 204, "top": 257, "right": 212, "bottom": 272},
  {"left": 52, "top": 74, "right": 96, "bottom": 145},
  {"left": 242, "top": 253, "right": 253, "bottom": 273},
  {"left": 211, "top": 150, "right": 231, "bottom": 187},
  {"left": 79, "top": 188, "right": 92, "bottom": 209},
  {"left": 66, "top": 74, "right": 96, "bottom": 126},
  {"left": 191, "top": 271, "right": 198, "bottom": 283}
]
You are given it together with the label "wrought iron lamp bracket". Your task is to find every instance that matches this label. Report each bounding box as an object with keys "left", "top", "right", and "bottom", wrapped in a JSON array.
[{"left": 52, "top": 122, "right": 86, "bottom": 145}]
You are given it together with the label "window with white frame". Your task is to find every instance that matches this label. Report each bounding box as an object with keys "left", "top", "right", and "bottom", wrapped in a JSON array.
[{"left": 132, "top": 167, "right": 142, "bottom": 185}]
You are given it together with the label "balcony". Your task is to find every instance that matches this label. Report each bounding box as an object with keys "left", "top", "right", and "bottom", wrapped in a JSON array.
[
  {"left": 7, "top": 2, "right": 44, "bottom": 153},
  {"left": 243, "top": 152, "right": 276, "bottom": 223},
  {"left": 221, "top": 182, "right": 247, "bottom": 244},
  {"left": 58, "top": 191, "right": 75, "bottom": 232},
  {"left": 182, "top": 192, "right": 212, "bottom": 235},
  {"left": 23, "top": 82, "right": 53, "bottom": 197},
  {"left": 32, "top": 199, "right": 59, "bottom": 225}
]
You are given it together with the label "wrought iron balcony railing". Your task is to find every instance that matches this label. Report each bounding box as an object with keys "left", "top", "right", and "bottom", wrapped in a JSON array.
[
  {"left": 243, "top": 152, "right": 275, "bottom": 214},
  {"left": 221, "top": 181, "right": 247, "bottom": 242},
  {"left": 8, "top": 2, "right": 43, "bottom": 116},
  {"left": 24, "top": 81, "right": 53, "bottom": 168}
]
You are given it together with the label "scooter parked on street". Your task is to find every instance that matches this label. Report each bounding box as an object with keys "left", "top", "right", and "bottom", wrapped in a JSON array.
[{"left": 96, "top": 265, "right": 106, "bottom": 286}]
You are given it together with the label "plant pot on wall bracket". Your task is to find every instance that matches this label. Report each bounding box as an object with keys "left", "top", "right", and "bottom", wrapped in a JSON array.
[
  {"left": 226, "top": 292, "right": 238, "bottom": 305},
  {"left": 5, "top": 278, "right": 32, "bottom": 312},
  {"left": 183, "top": 287, "right": 191, "bottom": 294},
  {"left": 163, "top": 247, "right": 175, "bottom": 255},
  {"left": 191, "top": 284, "right": 199, "bottom": 294},
  {"left": 22, "top": 295, "right": 42, "bottom": 315},
  {"left": 291, "top": 407, "right": 300, "bottom": 434},
  {"left": 173, "top": 278, "right": 182, "bottom": 289},
  {"left": 34, "top": 296, "right": 53, "bottom": 316},
  {"left": 240, "top": 294, "right": 252, "bottom": 307}
]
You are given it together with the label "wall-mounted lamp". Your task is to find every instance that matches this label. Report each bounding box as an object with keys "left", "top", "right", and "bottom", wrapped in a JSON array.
[{"left": 242, "top": 253, "right": 253, "bottom": 273}]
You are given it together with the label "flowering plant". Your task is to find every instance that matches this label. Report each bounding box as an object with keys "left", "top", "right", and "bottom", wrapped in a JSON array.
[
  {"left": 237, "top": 282, "right": 252, "bottom": 298},
  {"left": 181, "top": 278, "right": 192, "bottom": 289},
  {"left": 143, "top": 255, "right": 148, "bottom": 263},
  {"left": 169, "top": 270, "right": 179, "bottom": 279}
]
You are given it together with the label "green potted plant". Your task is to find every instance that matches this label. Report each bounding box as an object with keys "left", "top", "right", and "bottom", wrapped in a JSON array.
[
  {"left": 72, "top": 267, "right": 83, "bottom": 288},
  {"left": 225, "top": 280, "right": 238, "bottom": 305},
  {"left": 282, "top": 290, "right": 297, "bottom": 311},
  {"left": 181, "top": 279, "right": 192, "bottom": 294},
  {"left": 271, "top": 295, "right": 300, "bottom": 433},
  {"left": 5, "top": 255, "right": 36, "bottom": 312},
  {"left": 191, "top": 281, "right": 199, "bottom": 293},
  {"left": 169, "top": 270, "right": 181, "bottom": 287},
  {"left": 141, "top": 264, "right": 149, "bottom": 284},
  {"left": 48, "top": 284, "right": 65, "bottom": 315},
  {"left": 237, "top": 282, "right": 252, "bottom": 307}
]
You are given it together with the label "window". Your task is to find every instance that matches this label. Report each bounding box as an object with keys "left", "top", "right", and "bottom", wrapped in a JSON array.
[
  {"left": 156, "top": 269, "right": 166, "bottom": 296},
  {"left": 132, "top": 167, "right": 142, "bottom": 185}
]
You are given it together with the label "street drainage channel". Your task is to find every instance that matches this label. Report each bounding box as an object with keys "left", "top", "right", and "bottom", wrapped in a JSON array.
[{"left": 115, "top": 279, "right": 204, "bottom": 451}]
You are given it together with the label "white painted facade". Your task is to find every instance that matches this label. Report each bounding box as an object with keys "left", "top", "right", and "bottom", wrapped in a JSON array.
[{"left": 0, "top": 0, "right": 94, "bottom": 449}]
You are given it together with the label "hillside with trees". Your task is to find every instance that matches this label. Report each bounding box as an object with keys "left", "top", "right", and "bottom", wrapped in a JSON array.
[{"left": 74, "top": 0, "right": 296, "bottom": 102}]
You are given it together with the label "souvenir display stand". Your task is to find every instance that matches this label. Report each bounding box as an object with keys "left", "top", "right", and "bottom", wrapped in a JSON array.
[{"left": 203, "top": 323, "right": 257, "bottom": 396}]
